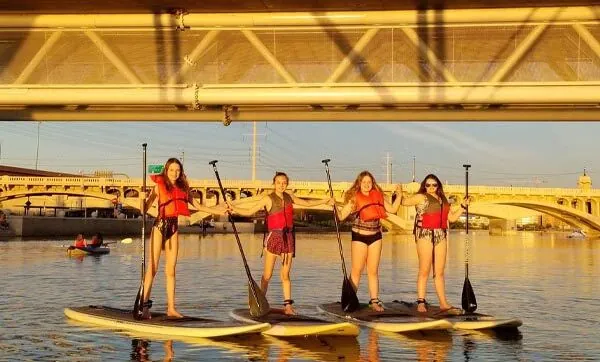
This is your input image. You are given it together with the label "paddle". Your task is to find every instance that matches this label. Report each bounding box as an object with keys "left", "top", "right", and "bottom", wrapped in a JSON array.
[
  {"left": 60, "top": 237, "right": 133, "bottom": 248},
  {"left": 461, "top": 164, "right": 477, "bottom": 313},
  {"left": 322, "top": 159, "right": 360, "bottom": 313},
  {"left": 133, "top": 143, "right": 148, "bottom": 320},
  {"left": 209, "top": 160, "right": 270, "bottom": 317}
]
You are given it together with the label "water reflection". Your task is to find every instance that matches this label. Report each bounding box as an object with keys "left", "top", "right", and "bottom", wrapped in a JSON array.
[
  {"left": 127, "top": 334, "right": 361, "bottom": 362},
  {"left": 377, "top": 329, "right": 453, "bottom": 362}
]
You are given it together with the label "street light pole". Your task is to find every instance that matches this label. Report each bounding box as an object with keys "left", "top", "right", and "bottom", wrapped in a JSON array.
[{"left": 35, "top": 122, "right": 41, "bottom": 170}]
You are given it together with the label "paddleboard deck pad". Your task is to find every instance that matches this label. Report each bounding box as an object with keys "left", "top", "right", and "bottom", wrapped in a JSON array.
[
  {"left": 394, "top": 301, "right": 522, "bottom": 330},
  {"left": 67, "top": 247, "right": 110, "bottom": 256},
  {"left": 65, "top": 306, "right": 270, "bottom": 338},
  {"left": 230, "top": 308, "right": 359, "bottom": 337},
  {"left": 317, "top": 302, "right": 452, "bottom": 332}
]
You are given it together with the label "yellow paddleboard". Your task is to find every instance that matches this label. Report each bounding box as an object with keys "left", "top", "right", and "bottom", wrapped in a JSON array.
[
  {"left": 65, "top": 306, "right": 270, "bottom": 338},
  {"left": 230, "top": 308, "right": 359, "bottom": 337},
  {"left": 393, "top": 301, "right": 522, "bottom": 330},
  {"left": 318, "top": 302, "right": 452, "bottom": 333}
]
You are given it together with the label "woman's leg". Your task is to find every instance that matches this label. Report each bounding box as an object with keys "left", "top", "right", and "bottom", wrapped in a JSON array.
[
  {"left": 164, "top": 232, "right": 182, "bottom": 317},
  {"left": 366, "top": 239, "right": 384, "bottom": 311},
  {"left": 280, "top": 253, "right": 295, "bottom": 315},
  {"left": 142, "top": 227, "right": 164, "bottom": 318},
  {"left": 432, "top": 238, "right": 452, "bottom": 309},
  {"left": 261, "top": 250, "right": 278, "bottom": 295},
  {"left": 350, "top": 240, "right": 368, "bottom": 292},
  {"left": 416, "top": 237, "right": 434, "bottom": 312}
]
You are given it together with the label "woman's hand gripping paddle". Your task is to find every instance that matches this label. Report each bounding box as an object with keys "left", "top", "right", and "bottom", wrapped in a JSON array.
[
  {"left": 322, "top": 159, "right": 360, "bottom": 313},
  {"left": 210, "top": 160, "right": 270, "bottom": 317},
  {"left": 133, "top": 143, "right": 148, "bottom": 320},
  {"left": 461, "top": 164, "right": 477, "bottom": 313}
]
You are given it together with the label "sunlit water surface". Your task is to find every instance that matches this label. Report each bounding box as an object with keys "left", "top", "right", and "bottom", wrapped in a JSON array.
[{"left": 1, "top": 231, "right": 598, "bottom": 361}]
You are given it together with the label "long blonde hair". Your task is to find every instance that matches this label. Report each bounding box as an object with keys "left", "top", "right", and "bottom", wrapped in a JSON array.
[{"left": 344, "top": 170, "right": 383, "bottom": 204}]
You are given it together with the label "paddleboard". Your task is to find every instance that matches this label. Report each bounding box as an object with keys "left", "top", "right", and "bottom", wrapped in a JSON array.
[
  {"left": 65, "top": 305, "right": 270, "bottom": 338},
  {"left": 67, "top": 246, "right": 110, "bottom": 256},
  {"left": 317, "top": 302, "right": 452, "bottom": 333},
  {"left": 393, "top": 300, "right": 522, "bottom": 330},
  {"left": 230, "top": 308, "right": 359, "bottom": 337}
]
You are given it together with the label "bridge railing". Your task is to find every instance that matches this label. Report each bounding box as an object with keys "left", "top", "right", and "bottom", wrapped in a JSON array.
[{"left": 2, "top": 176, "right": 600, "bottom": 197}]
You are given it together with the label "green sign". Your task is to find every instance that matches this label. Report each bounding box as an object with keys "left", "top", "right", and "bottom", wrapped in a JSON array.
[{"left": 147, "top": 164, "right": 164, "bottom": 174}]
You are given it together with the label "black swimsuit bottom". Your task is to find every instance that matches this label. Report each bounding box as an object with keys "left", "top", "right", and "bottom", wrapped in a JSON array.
[
  {"left": 154, "top": 216, "right": 179, "bottom": 246},
  {"left": 351, "top": 231, "right": 383, "bottom": 246}
]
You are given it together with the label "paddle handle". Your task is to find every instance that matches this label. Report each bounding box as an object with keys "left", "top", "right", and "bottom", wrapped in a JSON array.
[
  {"left": 322, "top": 159, "right": 349, "bottom": 281},
  {"left": 210, "top": 161, "right": 260, "bottom": 300}
]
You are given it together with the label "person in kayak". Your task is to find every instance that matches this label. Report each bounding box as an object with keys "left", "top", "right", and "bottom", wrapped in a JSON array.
[
  {"left": 228, "top": 171, "right": 335, "bottom": 315},
  {"left": 88, "top": 233, "right": 104, "bottom": 248},
  {"left": 335, "top": 171, "right": 402, "bottom": 312},
  {"left": 72, "top": 233, "right": 87, "bottom": 248},
  {"left": 141, "top": 158, "right": 224, "bottom": 319},
  {"left": 399, "top": 174, "right": 469, "bottom": 314}
]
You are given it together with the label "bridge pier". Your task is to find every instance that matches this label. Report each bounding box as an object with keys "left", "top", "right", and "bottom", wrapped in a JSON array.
[{"left": 489, "top": 219, "right": 518, "bottom": 236}]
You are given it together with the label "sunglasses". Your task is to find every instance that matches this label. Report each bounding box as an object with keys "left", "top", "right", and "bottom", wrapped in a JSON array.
[{"left": 425, "top": 183, "right": 438, "bottom": 187}]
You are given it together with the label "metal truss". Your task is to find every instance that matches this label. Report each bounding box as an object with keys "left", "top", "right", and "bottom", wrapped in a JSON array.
[{"left": 1, "top": 6, "right": 600, "bottom": 122}]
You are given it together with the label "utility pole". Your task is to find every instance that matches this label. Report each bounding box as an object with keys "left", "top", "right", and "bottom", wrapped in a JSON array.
[
  {"left": 180, "top": 150, "right": 185, "bottom": 165},
  {"left": 252, "top": 121, "right": 257, "bottom": 181},
  {"left": 35, "top": 122, "right": 41, "bottom": 170},
  {"left": 385, "top": 152, "right": 392, "bottom": 184},
  {"left": 412, "top": 156, "right": 416, "bottom": 182}
]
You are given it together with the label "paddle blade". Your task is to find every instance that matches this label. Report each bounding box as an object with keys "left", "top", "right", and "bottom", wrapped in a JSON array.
[
  {"left": 132, "top": 287, "right": 143, "bottom": 320},
  {"left": 341, "top": 278, "right": 360, "bottom": 313},
  {"left": 248, "top": 279, "right": 270, "bottom": 317},
  {"left": 461, "top": 277, "right": 478, "bottom": 313},
  {"left": 121, "top": 238, "right": 133, "bottom": 244}
]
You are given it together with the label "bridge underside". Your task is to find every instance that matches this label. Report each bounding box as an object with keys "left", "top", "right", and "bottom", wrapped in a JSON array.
[{"left": 2, "top": 5, "right": 600, "bottom": 122}]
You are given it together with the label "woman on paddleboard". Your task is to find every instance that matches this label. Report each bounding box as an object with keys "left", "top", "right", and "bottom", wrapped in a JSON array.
[
  {"left": 336, "top": 171, "right": 402, "bottom": 312},
  {"left": 141, "top": 158, "right": 223, "bottom": 319},
  {"left": 228, "top": 171, "right": 335, "bottom": 315},
  {"left": 399, "top": 174, "right": 468, "bottom": 313}
]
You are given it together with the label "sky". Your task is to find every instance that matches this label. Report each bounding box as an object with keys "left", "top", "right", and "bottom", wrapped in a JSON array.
[{"left": 0, "top": 121, "right": 596, "bottom": 188}]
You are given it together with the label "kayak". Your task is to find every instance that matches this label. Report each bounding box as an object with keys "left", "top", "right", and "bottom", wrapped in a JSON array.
[
  {"left": 393, "top": 301, "right": 522, "bottom": 330},
  {"left": 230, "top": 308, "right": 359, "bottom": 337},
  {"left": 67, "top": 246, "right": 110, "bottom": 256},
  {"left": 64, "top": 305, "right": 270, "bottom": 338},
  {"left": 317, "top": 302, "right": 452, "bottom": 333}
]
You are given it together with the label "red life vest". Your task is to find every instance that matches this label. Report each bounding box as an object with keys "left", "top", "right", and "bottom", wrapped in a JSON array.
[
  {"left": 419, "top": 193, "right": 450, "bottom": 229},
  {"left": 266, "top": 192, "right": 294, "bottom": 230},
  {"left": 74, "top": 238, "right": 86, "bottom": 248},
  {"left": 151, "top": 175, "right": 190, "bottom": 218},
  {"left": 354, "top": 189, "right": 387, "bottom": 221}
]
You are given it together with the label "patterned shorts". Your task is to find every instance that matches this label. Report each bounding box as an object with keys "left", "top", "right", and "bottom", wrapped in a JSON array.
[{"left": 265, "top": 229, "right": 295, "bottom": 256}]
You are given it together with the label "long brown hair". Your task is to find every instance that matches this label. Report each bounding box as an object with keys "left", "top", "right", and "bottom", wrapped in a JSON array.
[
  {"left": 161, "top": 158, "right": 189, "bottom": 193},
  {"left": 344, "top": 170, "right": 382, "bottom": 204},
  {"left": 417, "top": 174, "right": 448, "bottom": 204}
]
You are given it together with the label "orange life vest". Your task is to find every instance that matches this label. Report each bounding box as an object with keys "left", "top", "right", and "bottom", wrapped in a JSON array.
[
  {"left": 266, "top": 192, "right": 294, "bottom": 230},
  {"left": 151, "top": 175, "right": 190, "bottom": 218},
  {"left": 419, "top": 193, "right": 450, "bottom": 229},
  {"left": 74, "top": 238, "right": 86, "bottom": 248},
  {"left": 354, "top": 189, "right": 387, "bottom": 221}
]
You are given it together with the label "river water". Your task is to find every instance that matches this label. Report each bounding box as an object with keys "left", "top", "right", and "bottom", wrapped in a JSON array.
[{"left": 0, "top": 231, "right": 598, "bottom": 361}]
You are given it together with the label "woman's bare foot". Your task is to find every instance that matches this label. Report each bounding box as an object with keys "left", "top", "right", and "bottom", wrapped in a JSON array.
[
  {"left": 141, "top": 306, "right": 152, "bottom": 319},
  {"left": 283, "top": 304, "right": 296, "bottom": 315},
  {"left": 167, "top": 309, "right": 184, "bottom": 318},
  {"left": 416, "top": 298, "right": 427, "bottom": 313},
  {"left": 369, "top": 298, "right": 385, "bottom": 312}
]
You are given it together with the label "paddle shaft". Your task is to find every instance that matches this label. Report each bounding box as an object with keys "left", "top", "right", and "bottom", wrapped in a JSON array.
[
  {"left": 141, "top": 143, "right": 147, "bottom": 293},
  {"left": 464, "top": 164, "right": 470, "bottom": 278},
  {"left": 133, "top": 143, "right": 147, "bottom": 319},
  {"left": 322, "top": 161, "right": 350, "bottom": 280},
  {"left": 210, "top": 163, "right": 260, "bottom": 298}
]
